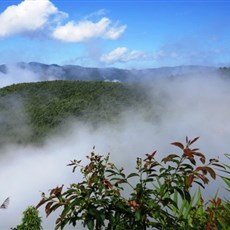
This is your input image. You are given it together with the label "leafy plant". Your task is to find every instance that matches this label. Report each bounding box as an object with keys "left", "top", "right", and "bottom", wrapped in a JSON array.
[
  {"left": 220, "top": 154, "right": 230, "bottom": 192},
  {"left": 37, "top": 137, "right": 229, "bottom": 229},
  {"left": 11, "top": 206, "right": 43, "bottom": 230}
]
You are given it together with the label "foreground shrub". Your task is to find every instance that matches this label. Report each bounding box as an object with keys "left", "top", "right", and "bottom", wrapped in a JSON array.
[
  {"left": 37, "top": 137, "right": 229, "bottom": 229},
  {"left": 11, "top": 206, "right": 42, "bottom": 230}
]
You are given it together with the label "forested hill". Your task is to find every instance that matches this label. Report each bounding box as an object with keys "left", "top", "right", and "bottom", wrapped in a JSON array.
[{"left": 0, "top": 80, "right": 149, "bottom": 146}]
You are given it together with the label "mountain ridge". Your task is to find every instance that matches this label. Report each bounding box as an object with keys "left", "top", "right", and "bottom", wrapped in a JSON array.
[{"left": 0, "top": 62, "right": 225, "bottom": 83}]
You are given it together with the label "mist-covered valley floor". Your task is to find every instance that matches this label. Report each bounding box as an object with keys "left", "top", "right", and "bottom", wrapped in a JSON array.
[{"left": 0, "top": 66, "right": 230, "bottom": 229}]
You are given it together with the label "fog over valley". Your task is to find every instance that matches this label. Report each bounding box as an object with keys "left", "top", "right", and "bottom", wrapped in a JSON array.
[{"left": 0, "top": 64, "right": 230, "bottom": 229}]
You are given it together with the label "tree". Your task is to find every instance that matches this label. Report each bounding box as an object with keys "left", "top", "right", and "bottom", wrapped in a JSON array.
[
  {"left": 11, "top": 206, "right": 42, "bottom": 230},
  {"left": 37, "top": 137, "right": 229, "bottom": 229}
]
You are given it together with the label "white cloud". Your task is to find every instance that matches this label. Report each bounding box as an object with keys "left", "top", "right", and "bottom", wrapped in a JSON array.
[
  {"left": 0, "top": 1, "right": 126, "bottom": 43},
  {"left": 52, "top": 17, "right": 126, "bottom": 42},
  {"left": 153, "top": 50, "right": 178, "bottom": 59},
  {"left": 103, "top": 23, "right": 127, "bottom": 40},
  {"left": 83, "top": 9, "right": 108, "bottom": 20},
  {"left": 0, "top": 0, "right": 59, "bottom": 37},
  {"left": 100, "top": 47, "right": 146, "bottom": 64},
  {"left": 52, "top": 17, "right": 109, "bottom": 42}
]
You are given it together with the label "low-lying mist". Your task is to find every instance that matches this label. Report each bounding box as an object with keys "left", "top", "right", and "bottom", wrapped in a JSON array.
[
  {"left": 0, "top": 63, "right": 56, "bottom": 88},
  {"left": 0, "top": 69, "right": 230, "bottom": 229}
]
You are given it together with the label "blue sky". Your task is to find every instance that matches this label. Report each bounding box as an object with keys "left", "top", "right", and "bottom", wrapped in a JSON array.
[{"left": 0, "top": 0, "right": 229, "bottom": 68}]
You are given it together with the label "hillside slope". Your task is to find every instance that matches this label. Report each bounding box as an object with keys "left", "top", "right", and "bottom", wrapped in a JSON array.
[{"left": 0, "top": 80, "right": 149, "bottom": 145}]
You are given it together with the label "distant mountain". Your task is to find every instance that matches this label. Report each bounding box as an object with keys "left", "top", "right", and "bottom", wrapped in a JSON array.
[{"left": 1, "top": 62, "right": 228, "bottom": 83}]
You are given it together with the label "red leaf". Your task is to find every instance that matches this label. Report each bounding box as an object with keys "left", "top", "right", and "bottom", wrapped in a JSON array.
[
  {"left": 196, "top": 166, "right": 205, "bottom": 172},
  {"left": 171, "top": 142, "right": 184, "bottom": 150},
  {"left": 188, "top": 157, "right": 196, "bottom": 165},
  {"left": 186, "top": 174, "right": 194, "bottom": 187},
  {"left": 103, "top": 178, "right": 113, "bottom": 189},
  {"left": 184, "top": 148, "right": 193, "bottom": 157},
  {"left": 200, "top": 157, "right": 206, "bottom": 164},
  {"left": 206, "top": 167, "right": 216, "bottom": 180},
  {"left": 193, "top": 151, "right": 205, "bottom": 158},
  {"left": 205, "top": 223, "right": 211, "bottom": 230},
  {"left": 189, "top": 136, "right": 200, "bottom": 145},
  {"left": 196, "top": 166, "right": 216, "bottom": 180},
  {"left": 45, "top": 201, "right": 54, "bottom": 216},
  {"left": 49, "top": 185, "right": 64, "bottom": 197},
  {"left": 162, "top": 154, "right": 179, "bottom": 164},
  {"left": 36, "top": 198, "right": 47, "bottom": 209},
  {"left": 145, "top": 151, "right": 157, "bottom": 161},
  {"left": 197, "top": 174, "right": 209, "bottom": 184},
  {"left": 128, "top": 200, "right": 140, "bottom": 209}
]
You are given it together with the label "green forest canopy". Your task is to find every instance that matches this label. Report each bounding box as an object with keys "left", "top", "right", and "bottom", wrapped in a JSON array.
[{"left": 0, "top": 80, "right": 150, "bottom": 145}]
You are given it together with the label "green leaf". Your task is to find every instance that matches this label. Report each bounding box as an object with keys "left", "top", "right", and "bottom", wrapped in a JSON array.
[
  {"left": 174, "top": 187, "right": 185, "bottom": 199},
  {"left": 184, "top": 190, "right": 191, "bottom": 203},
  {"left": 106, "top": 169, "right": 118, "bottom": 174},
  {"left": 221, "top": 176, "right": 230, "bottom": 191},
  {"left": 184, "top": 194, "right": 197, "bottom": 220},
  {"left": 180, "top": 163, "right": 194, "bottom": 170},
  {"left": 134, "top": 210, "right": 142, "bottom": 221},
  {"left": 145, "top": 178, "right": 154, "bottom": 182},
  {"left": 127, "top": 173, "right": 139, "bottom": 179},
  {"left": 110, "top": 177, "right": 124, "bottom": 181},
  {"left": 49, "top": 203, "right": 62, "bottom": 213},
  {"left": 212, "top": 163, "right": 226, "bottom": 170},
  {"left": 193, "top": 180, "right": 205, "bottom": 189},
  {"left": 86, "top": 219, "right": 94, "bottom": 230},
  {"left": 173, "top": 191, "right": 178, "bottom": 214},
  {"left": 163, "top": 197, "right": 178, "bottom": 209}
]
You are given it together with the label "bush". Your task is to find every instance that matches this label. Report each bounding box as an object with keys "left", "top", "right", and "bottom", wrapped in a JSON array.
[
  {"left": 37, "top": 137, "right": 230, "bottom": 229},
  {"left": 11, "top": 206, "right": 42, "bottom": 230}
]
